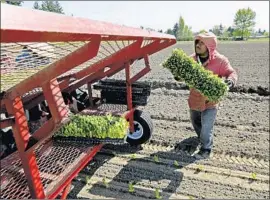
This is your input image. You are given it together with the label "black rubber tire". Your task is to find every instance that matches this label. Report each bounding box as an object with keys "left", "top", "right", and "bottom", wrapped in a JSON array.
[{"left": 126, "top": 109, "right": 153, "bottom": 146}]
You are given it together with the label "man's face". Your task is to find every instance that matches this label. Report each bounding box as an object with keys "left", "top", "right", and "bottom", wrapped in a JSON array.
[{"left": 195, "top": 39, "right": 208, "bottom": 55}]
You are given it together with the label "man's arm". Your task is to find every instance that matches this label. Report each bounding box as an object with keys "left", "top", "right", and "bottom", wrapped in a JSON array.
[{"left": 220, "top": 57, "right": 238, "bottom": 88}]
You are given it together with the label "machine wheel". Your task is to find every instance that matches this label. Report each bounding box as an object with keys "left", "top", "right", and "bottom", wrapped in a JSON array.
[{"left": 126, "top": 109, "right": 153, "bottom": 146}]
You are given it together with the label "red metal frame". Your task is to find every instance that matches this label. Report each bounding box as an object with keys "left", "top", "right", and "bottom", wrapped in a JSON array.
[
  {"left": 5, "top": 97, "right": 45, "bottom": 199},
  {"left": 60, "top": 183, "right": 71, "bottom": 200},
  {"left": 125, "top": 63, "right": 135, "bottom": 132},
  {"left": 1, "top": 4, "right": 176, "bottom": 199},
  {"left": 47, "top": 144, "right": 103, "bottom": 199}
]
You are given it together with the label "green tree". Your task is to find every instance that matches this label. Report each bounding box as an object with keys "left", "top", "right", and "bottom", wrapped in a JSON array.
[
  {"left": 227, "top": 26, "right": 235, "bottom": 37},
  {"left": 264, "top": 32, "right": 269, "bottom": 37},
  {"left": 33, "top": 1, "right": 64, "bottom": 14},
  {"left": 4, "top": 0, "right": 23, "bottom": 6},
  {"left": 233, "top": 7, "right": 256, "bottom": 39},
  {"left": 33, "top": 1, "right": 39, "bottom": 9},
  {"left": 177, "top": 16, "right": 193, "bottom": 40},
  {"left": 178, "top": 16, "right": 185, "bottom": 39},
  {"left": 222, "top": 30, "right": 230, "bottom": 38},
  {"left": 187, "top": 28, "right": 193, "bottom": 37},
  {"left": 165, "top": 28, "right": 174, "bottom": 35},
  {"left": 211, "top": 25, "right": 222, "bottom": 36},
  {"left": 219, "top": 24, "right": 224, "bottom": 34},
  {"left": 183, "top": 25, "right": 189, "bottom": 37},
  {"left": 172, "top": 23, "right": 179, "bottom": 38},
  {"left": 186, "top": 26, "right": 193, "bottom": 39}
]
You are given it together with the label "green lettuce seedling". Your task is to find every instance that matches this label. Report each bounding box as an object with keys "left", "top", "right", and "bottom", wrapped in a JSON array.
[
  {"left": 55, "top": 114, "right": 129, "bottom": 139},
  {"left": 155, "top": 188, "right": 162, "bottom": 199},
  {"left": 163, "top": 48, "right": 228, "bottom": 102},
  {"left": 154, "top": 155, "right": 159, "bottom": 163},
  {"left": 128, "top": 182, "right": 135, "bottom": 193}
]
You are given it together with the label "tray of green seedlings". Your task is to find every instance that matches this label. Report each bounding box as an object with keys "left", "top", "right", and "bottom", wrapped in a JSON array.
[
  {"left": 162, "top": 48, "right": 228, "bottom": 103},
  {"left": 53, "top": 113, "right": 129, "bottom": 145}
]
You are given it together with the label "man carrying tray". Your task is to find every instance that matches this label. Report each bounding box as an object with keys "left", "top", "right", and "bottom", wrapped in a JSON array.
[{"left": 188, "top": 32, "right": 238, "bottom": 159}]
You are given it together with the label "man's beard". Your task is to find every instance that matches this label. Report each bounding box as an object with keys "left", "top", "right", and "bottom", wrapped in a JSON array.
[{"left": 196, "top": 49, "right": 209, "bottom": 58}]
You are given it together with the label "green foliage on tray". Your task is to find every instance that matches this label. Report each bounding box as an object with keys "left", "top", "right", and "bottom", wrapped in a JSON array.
[
  {"left": 162, "top": 48, "right": 228, "bottom": 102},
  {"left": 55, "top": 114, "right": 129, "bottom": 139}
]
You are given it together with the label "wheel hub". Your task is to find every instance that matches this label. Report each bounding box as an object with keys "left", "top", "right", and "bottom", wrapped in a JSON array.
[{"left": 127, "top": 121, "right": 144, "bottom": 140}]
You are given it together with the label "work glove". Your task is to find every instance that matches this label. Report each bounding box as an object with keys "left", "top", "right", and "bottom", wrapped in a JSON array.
[{"left": 224, "top": 79, "right": 234, "bottom": 89}]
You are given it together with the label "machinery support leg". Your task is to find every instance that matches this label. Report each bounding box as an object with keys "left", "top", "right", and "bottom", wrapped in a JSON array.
[
  {"left": 5, "top": 97, "right": 45, "bottom": 199},
  {"left": 60, "top": 183, "right": 71, "bottom": 199},
  {"left": 125, "top": 62, "right": 135, "bottom": 132}
]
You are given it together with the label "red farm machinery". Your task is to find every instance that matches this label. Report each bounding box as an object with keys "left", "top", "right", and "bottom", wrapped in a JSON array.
[{"left": 0, "top": 4, "right": 176, "bottom": 199}]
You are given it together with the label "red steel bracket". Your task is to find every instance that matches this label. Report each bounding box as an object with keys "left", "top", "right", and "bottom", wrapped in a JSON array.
[{"left": 5, "top": 97, "right": 45, "bottom": 199}]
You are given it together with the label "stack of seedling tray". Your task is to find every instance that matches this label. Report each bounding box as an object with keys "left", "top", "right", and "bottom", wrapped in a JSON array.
[{"left": 93, "top": 79, "right": 151, "bottom": 106}]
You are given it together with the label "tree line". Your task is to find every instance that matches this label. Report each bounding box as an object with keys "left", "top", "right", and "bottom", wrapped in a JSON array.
[
  {"left": 164, "top": 7, "right": 269, "bottom": 41},
  {"left": 3, "top": 1, "right": 65, "bottom": 14},
  {"left": 3, "top": 1, "right": 269, "bottom": 41}
]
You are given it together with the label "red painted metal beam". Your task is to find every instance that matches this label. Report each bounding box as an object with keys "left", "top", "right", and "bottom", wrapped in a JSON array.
[
  {"left": 129, "top": 55, "right": 151, "bottom": 84},
  {"left": 1, "top": 4, "right": 175, "bottom": 43},
  {"left": 125, "top": 63, "right": 135, "bottom": 132},
  {"left": 60, "top": 183, "right": 71, "bottom": 200},
  {"left": 64, "top": 39, "right": 143, "bottom": 92},
  {"left": 5, "top": 97, "right": 45, "bottom": 199},
  {"left": 141, "top": 39, "right": 176, "bottom": 57},
  {"left": 48, "top": 144, "right": 103, "bottom": 199},
  {"left": 26, "top": 119, "right": 55, "bottom": 151},
  {"left": 74, "top": 39, "right": 143, "bottom": 80},
  {"left": 5, "top": 98, "right": 30, "bottom": 150},
  {"left": 130, "top": 67, "right": 151, "bottom": 84},
  {"left": 65, "top": 62, "right": 123, "bottom": 93},
  {"left": 42, "top": 79, "right": 68, "bottom": 124},
  {"left": 7, "top": 36, "right": 101, "bottom": 100},
  {"left": 70, "top": 39, "right": 173, "bottom": 89}
]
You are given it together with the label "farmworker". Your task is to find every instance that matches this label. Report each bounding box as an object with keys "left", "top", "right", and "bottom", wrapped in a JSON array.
[{"left": 188, "top": 32, "right": 238, "bottom": 159}]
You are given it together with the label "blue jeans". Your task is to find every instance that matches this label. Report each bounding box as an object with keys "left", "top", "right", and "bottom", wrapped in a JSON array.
[{"left": 190, "top": 108, "right": 217, "bottom": 150}]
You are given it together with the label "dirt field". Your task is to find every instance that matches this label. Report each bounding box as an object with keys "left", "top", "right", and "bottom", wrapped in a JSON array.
[
  {"left": 68, "top": 41, "right": 269, "bottom": 199},
  {"left": 111, "top": 41, "right": 269, "bottom": 95}
]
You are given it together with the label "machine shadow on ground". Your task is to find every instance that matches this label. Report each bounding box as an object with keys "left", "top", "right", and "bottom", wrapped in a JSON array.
[{"left": 68, "top": 136, "right": 200, "bottom": 199}]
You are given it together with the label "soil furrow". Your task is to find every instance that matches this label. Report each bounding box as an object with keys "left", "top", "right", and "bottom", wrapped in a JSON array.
[
  {"left": 144, "top": 91, "right": 269, "bottom": 129},
  {"left": 74, "top": 176, "right": 196, "bottom": 199},
  {"left": 90, "top": 154, "right": 269, "bottom": 185},
  {"left": 101, "top": 144, "right": 269, "bottom": 175},
  {"left": 150, "top": 117, "right": 269, "bottom": 133},
  {"left": 97, "top": 150, "right": 269, "bottom": 183},
  {"left": 74, "top": 155, "right": 269, "bottom": 199}
]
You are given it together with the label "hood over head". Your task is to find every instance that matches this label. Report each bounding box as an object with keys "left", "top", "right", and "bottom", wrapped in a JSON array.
[{"left": 194, "top": 32, "right": 217, "bottom": 61}]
